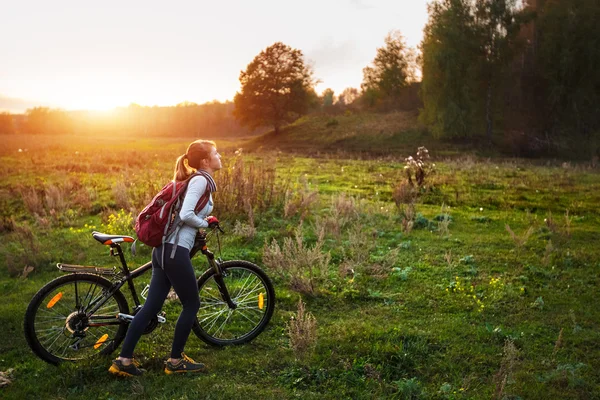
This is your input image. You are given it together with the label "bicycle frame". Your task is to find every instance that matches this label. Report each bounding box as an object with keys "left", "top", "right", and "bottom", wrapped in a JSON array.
[{"left": 60, "top": 229, "right": 236, "bottom": 322}]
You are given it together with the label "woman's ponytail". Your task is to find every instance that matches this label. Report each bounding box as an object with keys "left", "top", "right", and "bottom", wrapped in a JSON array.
[
  {"left": 173, "top": 154, "right": 192, "bottom": 181},
  {"left": 173, "top": 140, "right": 216, "bottom": 181}
]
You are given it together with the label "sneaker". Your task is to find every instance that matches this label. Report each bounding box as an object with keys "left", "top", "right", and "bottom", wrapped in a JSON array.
[
  {"left": 164, "top": 353, "right": 208, "bottom": 374},
  {"left": 108, "top": 359, "right": 145, "bottom": 377}
]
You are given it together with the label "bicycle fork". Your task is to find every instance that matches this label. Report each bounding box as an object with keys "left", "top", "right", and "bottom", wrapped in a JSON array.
[{"left": 211, "top": 259, "right": 237, "bottom": 310}]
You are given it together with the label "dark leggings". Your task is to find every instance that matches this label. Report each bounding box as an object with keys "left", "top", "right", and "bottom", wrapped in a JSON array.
[{"left": 119, "top": 243, "right": 200, "bottom": 359}]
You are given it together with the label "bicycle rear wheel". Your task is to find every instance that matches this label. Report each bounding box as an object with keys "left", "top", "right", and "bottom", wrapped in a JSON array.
[
  {"left": 24, "top": 273, "right": 129, "bottom": 365},
  {"left": 193, "top": 260, "right": 275, "bottom": 346}
]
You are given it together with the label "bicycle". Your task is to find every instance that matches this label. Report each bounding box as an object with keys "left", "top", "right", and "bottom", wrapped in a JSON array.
[{"left": 24, "top": 224, "right": 275, "bottom": 365}]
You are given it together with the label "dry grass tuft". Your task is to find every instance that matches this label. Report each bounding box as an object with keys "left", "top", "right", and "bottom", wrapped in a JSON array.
[
  {"left": 493, "top": 339, "right": 519, "bottom": 400},
  {"left": 505, "top": 224, "right": 534, "bottom": 256},
  {"left": 315, "top": 193, "right": 358, "bottom": 239},
  {"left": 232, "top": 199, "right": 256, "bottom": 239},
  {"left": 216, "top": 152, "right": 281, "bottom": 218},
  {"left": 392, "top": 182, "right": 417, "bottom": 206},
  {"left": 552, "top": 328, "right": 564, "bottom": 362},
  {"left": 112, "top": 180, "right": 130, "bottom": 209},
  {"left": 284, "top": 176, "right": 319, "bottom": 220},
  {"left": 287, "top": 299, "right": 318, "bottom": 360},
  {"left": 542, "top": 240, "right": 554, "bottom": 267},
  {"left": 18, "top": 186, "right": 44, "bottom": 215},
  {"left": 398, "top": 203, "right": 416, "bottom": 234},
  {"left": 262, "top": 223, "right": 330, "bottom": 294}
]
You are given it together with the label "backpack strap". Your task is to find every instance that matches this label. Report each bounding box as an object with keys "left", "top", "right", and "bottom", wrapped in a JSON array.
[{"left": 168, "top": 183, "right": 212, "bottom": 259}]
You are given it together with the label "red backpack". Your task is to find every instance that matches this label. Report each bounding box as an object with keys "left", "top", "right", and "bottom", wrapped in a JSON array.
[{"left": 135, "top": 173, "right": 210, "bottom": 249}]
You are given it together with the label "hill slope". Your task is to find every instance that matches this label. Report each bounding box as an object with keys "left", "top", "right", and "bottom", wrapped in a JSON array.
[{"left": 242, "top": 111, "right": 472, "bottom": 158}]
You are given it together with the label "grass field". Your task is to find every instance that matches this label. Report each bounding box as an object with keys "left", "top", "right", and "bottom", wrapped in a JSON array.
[{"left": 1, "top": 134, "right": 599, "bottom": 399}]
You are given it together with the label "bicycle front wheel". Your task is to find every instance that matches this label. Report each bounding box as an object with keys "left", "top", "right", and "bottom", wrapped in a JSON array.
[
  {"left": 193, "top": 260, "right": 275, "bottom": 346},
  {"left": 24, "top": 273, "right": 129, "bottom": 365}
]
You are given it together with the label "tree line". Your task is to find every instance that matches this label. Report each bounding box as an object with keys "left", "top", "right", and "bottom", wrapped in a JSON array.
[{"left": 0, "top": 101, "right": 259, "bottom": 138}]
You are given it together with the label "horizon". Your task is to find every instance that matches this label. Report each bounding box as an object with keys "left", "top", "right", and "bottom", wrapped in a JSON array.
[{"left": 0, "top": 0, "right": 429, "bottom": 114}]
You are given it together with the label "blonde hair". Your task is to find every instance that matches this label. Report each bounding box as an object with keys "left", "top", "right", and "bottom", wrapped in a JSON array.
[{"left": 173, "top": 140, "right": 216, "bottom": 181}]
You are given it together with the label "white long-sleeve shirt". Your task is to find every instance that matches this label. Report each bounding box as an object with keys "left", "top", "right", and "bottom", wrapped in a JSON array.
[{"left": 166, "top": 175, "right": 213, "bottom": 251}]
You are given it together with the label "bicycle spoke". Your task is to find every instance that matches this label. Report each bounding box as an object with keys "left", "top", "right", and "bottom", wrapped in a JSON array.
[
  {"left": 233, "top": 282, "right": 264, "bottom": 305},
  {"left": 234, "top": 308, "right": 260, "bottom": 327},
  {"left": 213, "top": 309, "right": 234, "bottom": 338}
]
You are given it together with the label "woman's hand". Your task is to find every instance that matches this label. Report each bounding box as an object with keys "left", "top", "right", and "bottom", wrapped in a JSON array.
[{"left": 206, "top": 216, "right": 219, "bottom": 228}]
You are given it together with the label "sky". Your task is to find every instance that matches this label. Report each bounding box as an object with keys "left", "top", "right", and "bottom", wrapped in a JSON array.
[{"left": 1, "top": 0, "right": 430, "bottom": 112}]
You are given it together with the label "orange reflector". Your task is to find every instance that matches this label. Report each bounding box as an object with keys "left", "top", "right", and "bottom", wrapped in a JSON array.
[
  {"left": 258, "top": 293, "right": 264, "bottom": 310},
  {"left": 94, "top": 334, "right": 109, "bottom": 349},
  {"left": 47, "top": 292, "right": 63, "bottom": 308}
]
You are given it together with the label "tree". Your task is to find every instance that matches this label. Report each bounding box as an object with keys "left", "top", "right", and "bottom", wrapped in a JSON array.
[
  {"left": 420, "top": 0, "right": 483, "bottom": 138},
  {"left": 234, "top": 42, "right": 316, "bottom": 134},
  {"left": 0, "top": 112, "right": 15, "bottom": 134},
  {"left": 321, "top": 88, "right": 335, "bottom": 108},
  {"left": 535, "top": 0, "right": 600, "bottom": 156},
  {"left": 337, "top": 87, "right": 359, "bottom": 106},
  {"left": 419, "top": 0, "right": 526, "bottom": 139},
  {"left": 475, "top": 0, "right": 527, "bottom": 143},
  {"left": 361, "top": 30, "right": 417, "bottom": 110}
]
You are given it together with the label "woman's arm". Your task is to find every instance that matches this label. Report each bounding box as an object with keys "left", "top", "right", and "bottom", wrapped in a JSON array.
[{"left": 179, "top": 175, "right": 209, "bottom": 228}]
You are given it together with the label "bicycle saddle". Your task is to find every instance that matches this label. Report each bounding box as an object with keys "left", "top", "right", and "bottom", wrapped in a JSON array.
[{"left": 92, "top": 231, "right": 135, "bottom": 245}]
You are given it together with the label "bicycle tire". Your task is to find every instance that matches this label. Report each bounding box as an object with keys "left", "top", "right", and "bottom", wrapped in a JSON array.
[
  {"left": 24, "top": 273, "right": 129, "bottom": 365},
  {"left": 192, "top": 260, "right": 275, "bottom": 346}
]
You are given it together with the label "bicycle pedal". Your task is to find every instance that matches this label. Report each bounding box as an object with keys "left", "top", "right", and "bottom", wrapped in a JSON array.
[{"left": 157, "top": 312, "right": 166, "bottom": 323}]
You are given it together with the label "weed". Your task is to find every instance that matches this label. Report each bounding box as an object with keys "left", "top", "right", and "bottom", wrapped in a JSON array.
[
  {"left": 287, "top": 299, "right": 317, "bottom": 360},
  {"left": 392, "top": 182, "right": 417, "bottom": 206},
  {"left": 393, "top": 377, "right": 423, "bottom": 399},
  {"left": 112, "top": 180, "right": 130, "bottom": 209},
  {"left": 505, "top": 224, "right": 534, "bottom": 256},
  {"left": 471, "top": 215, "right": 492, "bottom": 223},
  {"left": 102, "top": 209, "right": 134, "bottom": 235},
  {"left": 345, "top": 222, "right": 376, "bottom": 267},
  {"left": 413, "top": 213, "right": 430, "bottom": 230},
  {"left": 4, "top": 222, "right": 43, "bottom": 276},
  {"left": 232, "top": 199, "right": 256, "bottom": 239},
  {"left": 217, "top": 153, "right": 282, "bottom": 218},
  {"left": 493, "top": 339, "right": 519, "bottom": 400},
  {"left": 564, "top": 209, "right": 572, "bottom": 238},
  {"left": 284, "top": 175, "right": 319, "bottom": 220},
  {"left": 552, "top": 328, "right": 563, "bottom": 362},
  {"left": 444, "top": 250, "right": 452, "bottom": 268},
  {"left": 398, "top": 203, "right": 415, "bottom": 233},
  {"left": 262, "top": 223, "right": 331, "bottom": 293},
  {"left": 545, "top": 211, "right": 557, "bottom": 233},
  {"left": 542, "top": 240, "right": 554, "bottom": 267},
  {"left": 391, "top": 266, "right": 412, "bottom": 281},
  {"left": 315, "top": 193, "right": 357, "bottom": 239},
  {"left": 569, "top": 309, "right": 582, "bottom": 334},
  {"left": 18, "top": 186, "right": 44, "bottom": 215},
  {"left": 436, "top": 204, "right": 451, "bottom": 237},
  {"left": 540, "top": 363, "right": 588, "bottom": 389},
  {"left": 530, "top": 296, "right": 545, "bottom": 310},
  {"left": 19, "top": 265, "right": 35, "bottom": 279},
  {"left": 45, "top": 183, "right": 69, "bottom": 212},
  {"left": 404, "top": 146, "right": 435, "bottom": 187}
]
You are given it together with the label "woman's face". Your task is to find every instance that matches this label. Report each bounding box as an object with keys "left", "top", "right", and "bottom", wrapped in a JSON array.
[{"left": 204, "top": 146, "right": 222, "bottom": 172}]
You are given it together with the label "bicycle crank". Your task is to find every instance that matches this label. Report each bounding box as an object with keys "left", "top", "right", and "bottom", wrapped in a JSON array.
[{"left": 117, "top": 312, "right": 166, "bottom": 324}]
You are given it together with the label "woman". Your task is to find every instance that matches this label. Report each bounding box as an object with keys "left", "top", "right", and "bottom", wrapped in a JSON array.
[{"left": 109, "top": 140, "right": 222, "bottom": 377}]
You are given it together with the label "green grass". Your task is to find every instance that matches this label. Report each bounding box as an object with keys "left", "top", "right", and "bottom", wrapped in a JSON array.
[{"left": 1, "top": 134, "right": 599, "bottom": 399}]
